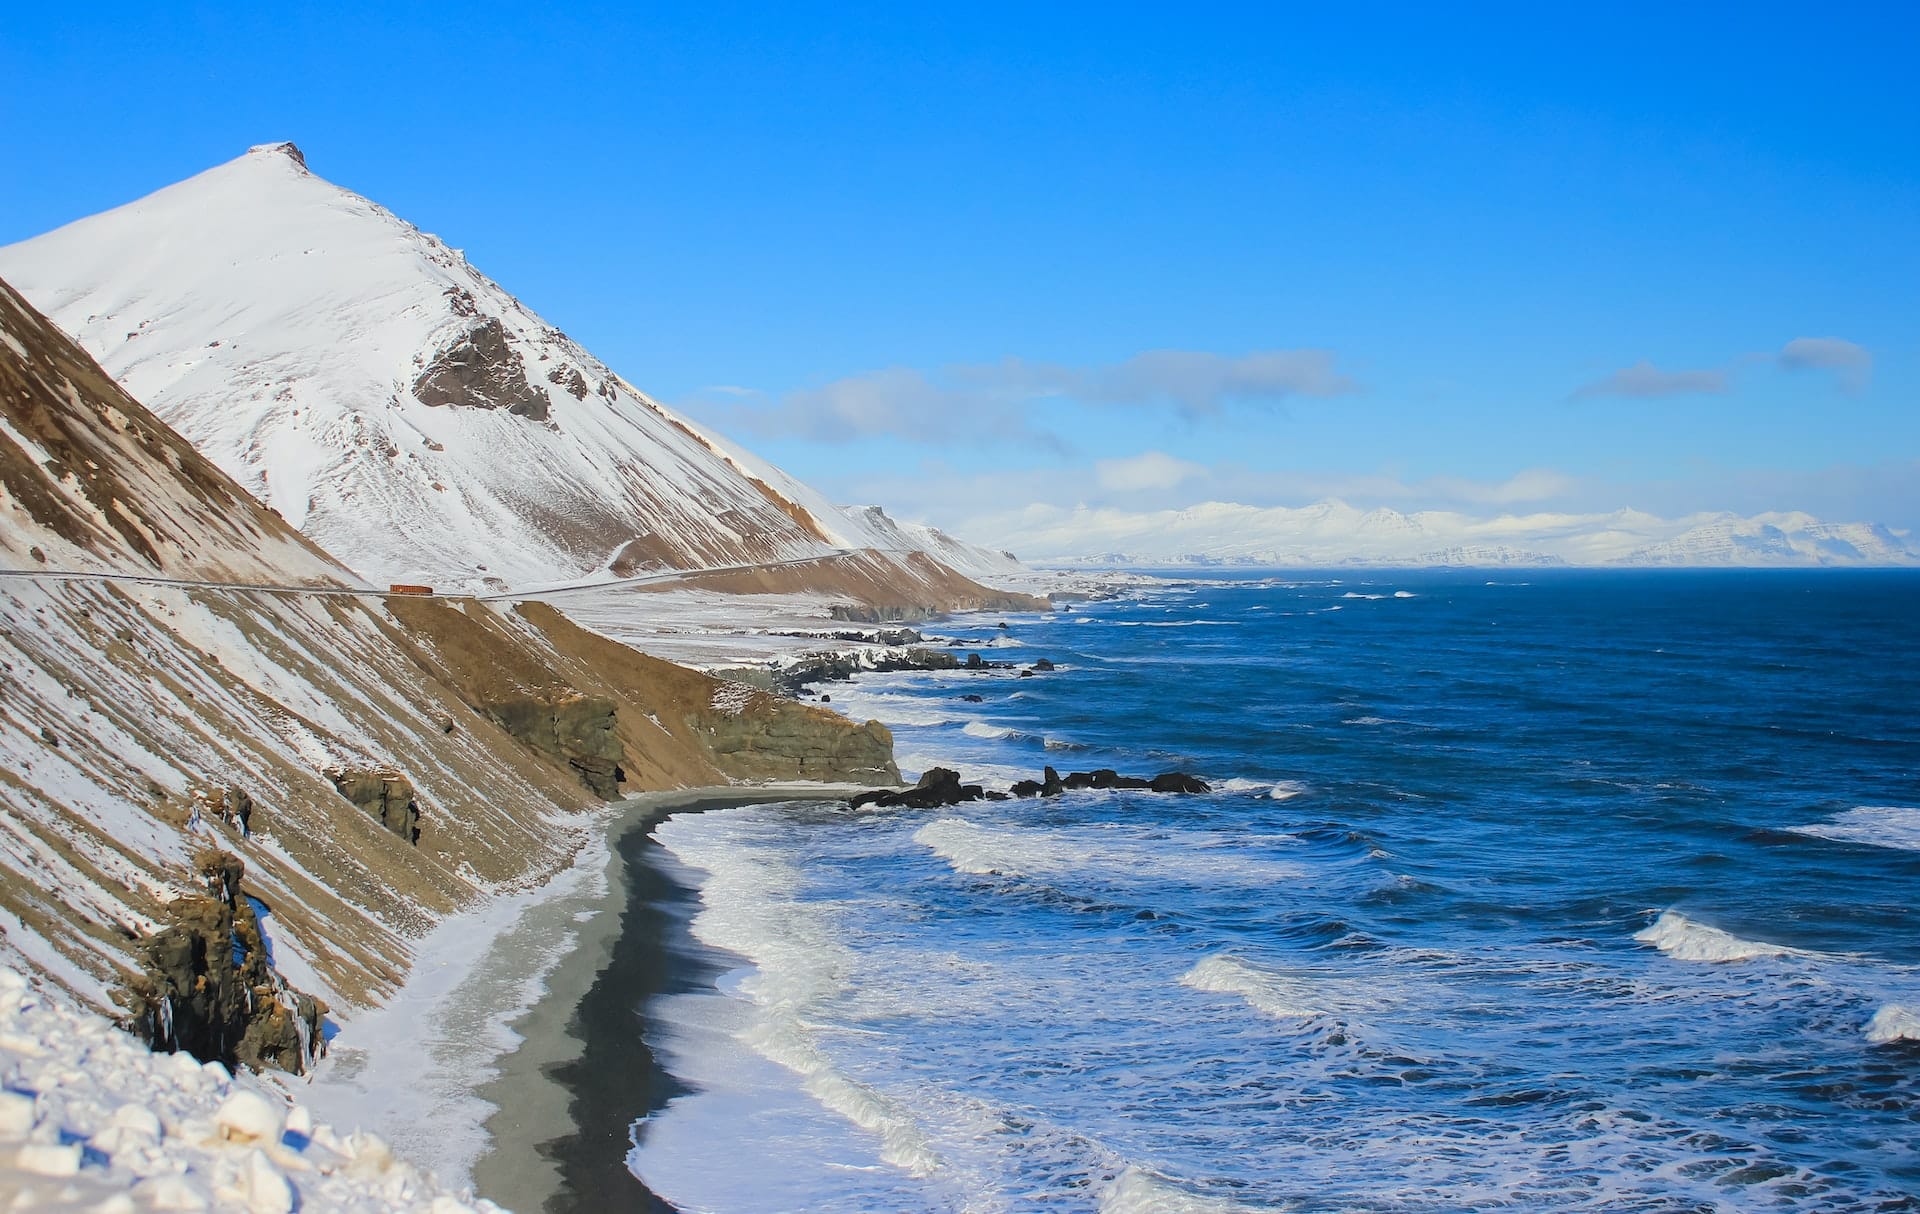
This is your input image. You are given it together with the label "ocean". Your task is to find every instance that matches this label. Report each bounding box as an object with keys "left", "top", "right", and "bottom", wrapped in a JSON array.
[{"left": 628, "top": 571, "right": 1920, "bottom": 1212}]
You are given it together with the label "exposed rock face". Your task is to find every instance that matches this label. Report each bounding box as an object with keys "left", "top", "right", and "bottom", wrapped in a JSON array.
[
  {"left": 412, "top": 316, "right": 550, "bottom": 420},
  {"left": 777, "top": 646, "right": 960, "bottom": 693},
  {"left": 122, "top": 851, "right": 326, "bottom": 1075},
  {"left": 547, "top": 364, "right": 591, "bottom": 399},
  {"left": 329, "top": 769, "right": 419, "bottom": 843},
  {"left": 1008, "top": 768, "right": 1212, "bottom": 797},
  {"left": 486, "top": 693, "right": 626, "bottom": 799},
  {"left": 699, "top": 704, "right": 898, "bottom": 784},
  {"left": 850, "top": 767, "right": 994, "bottom": 810},
  {"left": 831, "top": 603, "right": 935, "bottom": 624}
]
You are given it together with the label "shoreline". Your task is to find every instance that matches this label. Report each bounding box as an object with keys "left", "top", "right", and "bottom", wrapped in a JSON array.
[{"left": 469, "top": 784, "right": 868, "bottom": 1214}]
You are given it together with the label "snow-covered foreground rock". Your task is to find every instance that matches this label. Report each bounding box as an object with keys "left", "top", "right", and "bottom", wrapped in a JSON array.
[{"left": 0, "top": 967, "right": 499, "bottom": 1213}]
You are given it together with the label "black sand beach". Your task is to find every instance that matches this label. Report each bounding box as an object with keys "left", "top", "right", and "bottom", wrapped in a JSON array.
[{"left": 471, "top": 786, "right": 862, "bottom": 1214}]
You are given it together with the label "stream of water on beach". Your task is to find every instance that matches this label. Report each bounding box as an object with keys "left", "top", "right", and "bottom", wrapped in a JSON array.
[{"left": 628, "top": 570, "right": 1920, "bottom": 1212}]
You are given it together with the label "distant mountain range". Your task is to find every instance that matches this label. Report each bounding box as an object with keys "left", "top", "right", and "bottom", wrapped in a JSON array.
[
  {"left": 1010, "top": 501, "right": 1918, "bottom": 568},
  {"left": 0, "top": 143, "right": 1015, "bottom": 596}
]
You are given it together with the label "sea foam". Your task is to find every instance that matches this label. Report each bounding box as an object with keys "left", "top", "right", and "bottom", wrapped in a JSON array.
[
  {"left": 913, "top": 819, "right": 1307, "bottom": 886},
  {"left": 1100, "top": 1166, "right": 1264, "bottom": 1213},
  {"left": 1865, "top": 1003, "right": 1920, "bottom": 1045},
  {"left": 1633, "top": 910, "right": 1804, "bottom": 963},
  {"left": 1178, "top": 955, "right": 1325, "bottom": 1020},
  {"left": 1789, "top": 806, "right": 1920, "bottom": 852}
]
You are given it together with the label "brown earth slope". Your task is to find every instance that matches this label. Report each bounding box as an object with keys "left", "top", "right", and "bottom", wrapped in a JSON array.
[{"left": 0, "top": 275, "right": 897, "bottom": 1063}]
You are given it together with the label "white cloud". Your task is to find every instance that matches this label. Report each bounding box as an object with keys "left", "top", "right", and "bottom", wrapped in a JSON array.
[
  {"left": 1778, "top": 336, "right": 1872, "bottom": 390},
  {"left": 1571, "top": 360, "right": 1728, "bottom": 400},
  {"left": 693, "top": 366, "right": 1049, "bottom": 445},
  {"left": 1094, "top": 451, "right": 1207, "bottom": 492},
  {"left": 966, "top": 349, "right": 1354, "bottom": 415},
  {"left": 687, "top": 346, "right": 1353, "bottom": 445}
]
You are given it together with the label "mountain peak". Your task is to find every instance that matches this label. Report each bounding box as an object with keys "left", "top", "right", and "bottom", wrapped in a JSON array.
[
  {"left": 0, "top": 149, "right": 974, "bottom": 590},
  {"left": 246, "top": 140, "right": 309, "bottom": 171}
]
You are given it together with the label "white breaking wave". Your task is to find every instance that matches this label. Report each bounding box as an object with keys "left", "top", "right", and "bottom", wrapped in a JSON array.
[
  {"left": 1341, "top": 592, "right": 1386, "bottom": 600},
  {"left": 1099, "top": 1165, "right": 1266, "bottom": 1214},
  {"left": 657, "top": 810, "right": 941, "bottom": 1177},
  {"left": 1179, "top": 955, "right": 1326, "bottom": 1020},
  {"left": 1633, "top": 910, "right": 1810, "bottom": 963},
  {"left": 1392, "top": 590, "right": 1417, "bottom": 598},
  {"left": 962, "top": 720, "right": 1018, "bottom": 741},
  {"left": 914, "top": 819, "right": 1307, "bottom": 886},
  {"left": 1865, "top": 1003, "right": 1920, "bottom": 1045},
  {"left": 1214, "top": 777, "right": 1309, "bottom": 801},
  {"left": 1789, "top": 806, "right": 1920, "bottom": 852}
]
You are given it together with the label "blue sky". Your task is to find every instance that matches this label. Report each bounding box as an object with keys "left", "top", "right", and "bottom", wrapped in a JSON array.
[{"left": 3, "top": 3, "right": 1915, "bottom": 534}]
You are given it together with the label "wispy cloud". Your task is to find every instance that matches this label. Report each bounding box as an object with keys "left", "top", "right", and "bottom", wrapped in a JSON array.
[
  {"left": 1094, "top": 451, "right": 1207, "bottom": 492},
  {"left": 1571, "top": 360, "right": 1728, "bottom": 400},
  {"left": 1778, "top": 336, "right": 1872, "bottom": 391},
  {"left": 687, "top": 347, "right": 1354, "bottom": 445},
  {"left": 960, "top": 349, "right": 1354, "bottom": 416},
  {"left": 689, "top": 367, "right": 1056, "bottom": 446}
]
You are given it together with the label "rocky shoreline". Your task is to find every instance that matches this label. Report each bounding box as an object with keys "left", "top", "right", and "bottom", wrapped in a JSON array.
[{"left": 851, "top": 764, "right": 1211, "bottom": 810}]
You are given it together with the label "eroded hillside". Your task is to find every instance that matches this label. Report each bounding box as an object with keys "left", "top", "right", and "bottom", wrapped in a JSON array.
[{"left": 0, "top": 276, "right": 897, "bottom": 1064}]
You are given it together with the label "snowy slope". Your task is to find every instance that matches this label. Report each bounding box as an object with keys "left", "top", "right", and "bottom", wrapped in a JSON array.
[
  {"left": 0, "top": 276, "right": 348, "bottom": 587},
  {"left": 841, "top": 504, "right": 1025, "bottom": 579},
  {"left": 0, "top": 143, "right": 921, "bottom": 591}
]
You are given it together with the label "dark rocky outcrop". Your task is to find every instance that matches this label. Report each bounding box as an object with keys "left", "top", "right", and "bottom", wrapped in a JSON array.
[
  {"left": 547, "top": 364, "right": 591, "bottom": 400},
  {"left": 487, "top": 693, "right": 626, "bottom": 799},
  {"left": 1149, "top": 772, "right": 1211, "bottom": 794},
  {"left": 190, "top": 782, "right": 255, "bottom": 835},
  {"left": 1010, "top": 767, "right": 1211, "bottom": 798},
  {"left": 329, "top": 768, "right": 420, "bottom": 842},
  {"left": 1032, "top": 658, "right": 1056, "bottom": 672},
  {"left": 776, "top": 647, "right": 960, "bottom": 694},
  {"left": 830, "top": 604, "right": 935, "bottom": 624},
  {"left": 850, "top": 767, "right": 991, "bottom": 810},
  {"left": 121, "top": 851, "right": 327, "bottom": 1075},
  {"left": 700, "top": 706, "right": 898, "bottom": 785},
  {"left": 413, "top": 316, "right": 550, "bottom": 420}
]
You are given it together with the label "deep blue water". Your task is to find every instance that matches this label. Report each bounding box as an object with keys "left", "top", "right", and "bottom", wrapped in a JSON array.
[{"left": 634, "top": 571, "right": 1920, "bottom": 1212}]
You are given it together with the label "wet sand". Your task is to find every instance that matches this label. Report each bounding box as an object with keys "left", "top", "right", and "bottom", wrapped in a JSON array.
[{"left": 470, "top": 785, "right": 864, "bottom": 1214}]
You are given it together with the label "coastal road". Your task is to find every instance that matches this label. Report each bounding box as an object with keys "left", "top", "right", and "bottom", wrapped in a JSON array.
[{"left": 0, "top": 545, "right": 921, "bottom": 604}]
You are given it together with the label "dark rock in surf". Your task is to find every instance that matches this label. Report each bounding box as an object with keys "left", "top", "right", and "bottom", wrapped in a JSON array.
[
  {"left": 1149, "top": 772, "right": 1211, "bottom": 794},
  {"left": 849, "top": 767, "right": 986, "bottom": 810}
]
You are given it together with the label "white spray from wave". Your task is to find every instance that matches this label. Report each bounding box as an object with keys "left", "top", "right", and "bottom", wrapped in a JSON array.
[
  {"left": 1213, "top": 777, "right": 1309, "bottom": 800},
  {"left": 914, "top": 819, "right": 1308, "bottom": 886},
  {"left": 1633, "top": 910, "right": 1808, "bottom": 963},
  {"left": 658, "top": 812, "right": 941, "bottom": 1176},
  {"left": 1789, "top": 806, "right": 1920, "bottom": 852},
  {"left": 1179, "top": 955, "right": 1326, "bottom": 1020},
  {"left": 1865, "top": 1004, "right": 1920, "bottom": 1045},
  {"left": 962, "top": 720, "right": 1018, "bottom": 741},
  {"left": 1099, "top": 1165, "right": 1266, "bottom": 1214}
]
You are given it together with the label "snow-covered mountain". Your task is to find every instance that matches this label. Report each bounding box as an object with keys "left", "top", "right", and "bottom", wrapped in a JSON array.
[
  {"left": 0, "top": 143, "right": 1000, "bottom": 594},
  {"left": 1017, "top": 500, "right": 1918, "bottom": 568},
  {"left": 841, "top": 504, "right": 1024, "bottom": 580}
]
